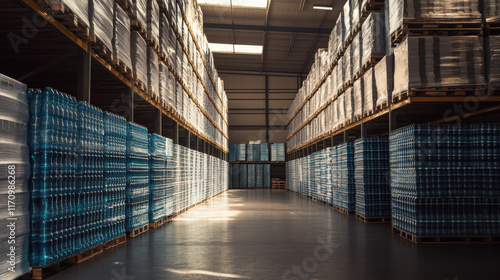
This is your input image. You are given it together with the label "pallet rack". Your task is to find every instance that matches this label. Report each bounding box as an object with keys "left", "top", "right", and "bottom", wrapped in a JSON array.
[{"left": 6, "top": 0, "right": 229, "bottom": 159}]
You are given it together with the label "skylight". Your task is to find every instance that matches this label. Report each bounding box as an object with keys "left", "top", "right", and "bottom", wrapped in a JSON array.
[
  {"left": 197, "top": 0, "right": 268, "bottom": 9},
  {"left": 209, "top": 43, "right": 263, "bottom": 55}
]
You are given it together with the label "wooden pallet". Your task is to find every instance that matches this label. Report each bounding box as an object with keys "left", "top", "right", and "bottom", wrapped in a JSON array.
[
  {"left": 376, "top": 101, "right": 389, "bottom": 112},
  {"left": 130, "top": 18, "right": 147, "bottom": 38},
  {"left": 486, "top": 22, "right": 500, "bottom": 35},
  {"left": 392, "top": 87, "right": 487, "bottom": 103},
  {"left": 392, "top": 227, "right": 500, "bottom": 244},
  {"left": 90, "top": 36, "right": 113, "bottom": 62},
  {"left": 272, "top": 178, "right": 286, "bottom": 189},
  {"left": 103, "top": 235, "right": 127, "bottom": 250},
  {"left": 134, "top": 79, "right": 147, "bottom": 93},
  {"left": 361, "top": 0, "right": 385, "bottom": 17},
  {"left": 355, "top": 214, "right": 391, "bottom": 223},
  {"left": 333, "top": 205, "right": 355, "bottom": 215},
  {"left": 39, "top": 0, "right": 90, "bottom": 39},
  {"left": 111, "top": 57, "right": 133, "bottom": 79},
  {"left": 146, "top": 36, "right": 161, "bottom": 54},
  {"left": 126, "top": 224, "right": 149, "bottom": 238},
  {"left": 362, "top": 109, "right": 375, "bottom": 118},
  {"left": 149, "top": 216, "right": 170, "bottom": 229},
  {"left": 391, "top": 21, "right": 483, "bottom": 47},
  {"left": 115, "top": 0, "right": 133, "bottom": 13},
  {"left": 31, "top": 243, "right": 104, "bottom": 280}
]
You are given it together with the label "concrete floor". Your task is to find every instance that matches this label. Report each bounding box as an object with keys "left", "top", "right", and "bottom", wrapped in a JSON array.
[{"left": 50, "top": 189, "right": 500, "bottom": 280}]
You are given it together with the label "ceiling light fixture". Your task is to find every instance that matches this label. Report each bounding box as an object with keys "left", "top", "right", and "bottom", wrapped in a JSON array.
[
  {"left": 209, "top": 43, "right": 263, "bottom": 55},
  {"left": 313, "top": 5, "right": 333, "bottom": 10},
  {"left": 197, "top": 0, "right": 268, "bottom": 9}
]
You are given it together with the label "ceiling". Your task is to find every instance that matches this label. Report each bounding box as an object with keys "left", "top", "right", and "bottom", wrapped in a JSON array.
[{"left": 199, "top": 0, "right": 345, "bottom": 74}]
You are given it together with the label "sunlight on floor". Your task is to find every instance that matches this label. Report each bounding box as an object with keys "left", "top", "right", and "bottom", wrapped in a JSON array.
[{"left": 165, "top": 268, "right": 250, "bottom": 279}]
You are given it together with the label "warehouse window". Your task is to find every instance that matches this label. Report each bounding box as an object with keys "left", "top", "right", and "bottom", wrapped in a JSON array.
[{"left": 197, "top": 0, "right": 268, "bottom": 9}]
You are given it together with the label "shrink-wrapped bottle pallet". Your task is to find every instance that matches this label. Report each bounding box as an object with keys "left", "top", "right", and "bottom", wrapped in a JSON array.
[
  {"left": 1, "top": 74, "right": 29, "bottom": 279},
  {"left": 390, "top": 124, "right": 500, "bottom": 238}
]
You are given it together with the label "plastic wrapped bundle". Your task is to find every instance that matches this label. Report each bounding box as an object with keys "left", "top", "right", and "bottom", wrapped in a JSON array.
[
  {"left": 231, "top": 164, "right": 240, "bottom": 189},
  {"left": 132, "top": 0, "right": 148, "bottom": 31},
  {"left": 126, "top": 123, "right": 149, "bottom": 230},
  {"left": 344, "top": 87, "right": 354, "bottom": 124},
  {"left": 352, "top": 0, "right": 361, "bottom": 32},
  {"left": 160, "top": 14, "right": 175, "bottom": 60},
  {"left": 344, "top": 45, "right": 353, "bottom": 82},
  {"left": 352, "top": 33, "right": 362, "bottom": 76},
  {"left": 92, "top": 0, "right": 114, "bottom": 52},
  {"left": 375, "top": 54, "right": 394, "bottom": 107},
  {"left": 354, "top": 137, "right": 390, "bottom": 218},
  {"left": 253, "top": 144, "right": 261, "bottom": 161},
  {"left": 159, "top": 61, "right": 168, "bottom": 105},
  {"left": 28, "top": 88, "right": 79, "bottom": 267},
  {"left": 239, "top": 164, "right": 247, "bottom": 188},
  {"left": 0, "top": 74, "right": 29, "bottom": 279},
  {"left": 103, "top": 112, "right": 127, "bottom": 242},
  {"left": 484, "top": 0, "right": 500, "bottom": 22},
  {"left": 490, "top": 36, "right": 500, "bottom": 90},
  {"left": 248, "top": 164, "right": 256, "bottom": 188},
  {"left": 390, "top": 124, "right": 500, "bottom": 236},
  {"left": 131, "top": 31, "right": 148, "bottom": 87},
  {"left": 229, "top": 144, "right": 237, "bottom": 162},
  {"left": 113, "top": 3, "right": 132, "bottom": 70},
  {"left": 343, "top": 0, "right": 352, "bottom": 42},
  {"left": 388, "top": 0, "right": 481, "bottom": 36},
  {"left": 147, "top": 47, "right": 159, "bottom": 98},
  {"left": 246, "top": 144, "right": 254, "bottom": 161},
  {"left": 362, "top": 12, "right": 386, "bottom": 67},
  {"left": 336, "top": 143, "right": 355, "bottom": 210},
  {"left": 260, "top": 143, "right": 269, "bottom": 161},
  {"left": 147, "top": 0, "right": 160, "bottom": 44},
  {"left": 363, "top": 68, "right": 375, "bottom": 114},
  {"left": 76, "top": 102, "right": 105, "bottom": 252},
  {"left": 56, "top": 0, "right": 89, "bottom": 27},
  {"left": 237, "top": 144, "right": 246, "bottom": 161},
  {"left": 149, "top": 134, "right": 168, "bottom": 222},
  {"left": 256, "top": 164, "right": 264, "bottom": 188},
  {"left": 353, "top": 78, "right": 364, "bottom": 119},
  {"left": 393, "top": 36, "right": 485, "bottom": 97},
  {"left": 334, "top": 13, "right": 345, "bottom": 58}
]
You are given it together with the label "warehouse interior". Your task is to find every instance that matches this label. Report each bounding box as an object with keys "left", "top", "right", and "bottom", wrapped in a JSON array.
[{"left": 1, "top": 0, "right": 500, "bottom": 279}]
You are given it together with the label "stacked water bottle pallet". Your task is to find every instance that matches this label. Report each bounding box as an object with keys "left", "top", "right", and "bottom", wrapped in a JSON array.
[
  {"left": 148, "top": 134, "right": 173, "bottom": 229},
  {"left": 354, "top": 137, "right": 391, "bottom": 223},
  {"left": 390, "top": 124, "right": 500, "bottom": 243},
  {"left": 0, "top": 74, "right": 30, "bottom": 280},
  {"left": 229, "top": 164, "right": 271, "bottom": 189}
]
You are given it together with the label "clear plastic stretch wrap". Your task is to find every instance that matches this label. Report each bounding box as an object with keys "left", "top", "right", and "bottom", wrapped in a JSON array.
[
  {"left": 363, "top": 68, "right": 375, "bottom": 114},
  {"left": 113, "top": 3, "right": 132, "bottom": 70},
  {"left": 352, "top": 0, "right": 361, "bottom": 31},
  {"left": 352, "top": 32, "right": 362, "bottom": 76},
  {"left": 375, "top": 54, "right": 394, "bottom": 107},
  {"left": 484, "top": 0, "right": 500, "bottom": 22},
  {"left": 343, "top": 0, "right": 352, "bottom": 42},
  {"left": 92, "top": 0, "right": 114, "bottom": 51},
  {"left": 0, "top": 74, "right": 29, "bottom": 280},
  {"left": 132, "top": 0, "right": 148, "bottom": 30},
  {"left": 159, "top": 61, "right": 168, "bottom": 105},
  {"left": 160, "top": 14, "right": 173, "bottom": 60},
  {"left": 334, "top": 13, "right": 345, "bottom": 58},
  {"left": 59, "top": 0, "right": 89, "bottom": 27},
  {"left": 388, "top": 0, "right": 481, "bottom": 35},
  {"left": 393, "top": 36, "right": 485, "bottom": 97},
  {"left": 362, "top": 12, "right": 386, "bottom": 66},
  {"left": 147, "top": 47, "right": 159, "bottom": 98},
  {"left": 344, "top": 87, "right": 354, "bottom": 124},
  {"left": 147, "top": 0, "right": 160, "bottom": 44},
  {"left": 344, "top": 45, "right": 353, "bottom": 83},
  {"left": 338, "top": 92, "right": 346, "bottom": 125},
  {"left": 490, "top": 36, "right": 500, "bottom": 90},
  {"left": 131, "top": 31, "right": 148, "bottom": 86},
  {"left": 353, "top": 78, "right": 364, "bottom": 118}
]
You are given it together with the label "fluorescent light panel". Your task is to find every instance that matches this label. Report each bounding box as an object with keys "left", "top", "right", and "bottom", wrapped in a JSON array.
[
  {"left": 313, "top": 5, "right": 333, "bottom": 10},
  {"left": 197, "top": 0, "right": 268, "bottom": 8},
  {"left": 209, "top": 43, "right": 263, "bottom": 55}
]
